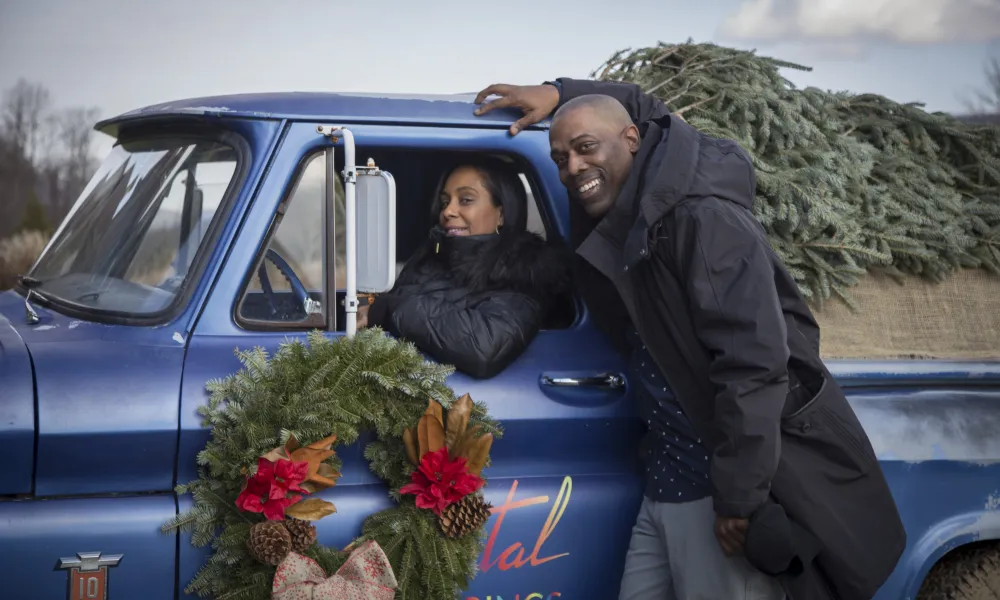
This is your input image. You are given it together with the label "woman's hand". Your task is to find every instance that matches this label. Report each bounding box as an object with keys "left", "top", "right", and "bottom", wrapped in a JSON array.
[
  {"left": 473, "top": 83, "right": 561, "bottom": 136},
  {"left": 356, "top": 304, "right": 369, "bottom": 329}
]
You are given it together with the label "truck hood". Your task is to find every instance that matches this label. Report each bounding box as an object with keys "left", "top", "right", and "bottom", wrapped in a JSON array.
[{"left": 0, "top": 290, "right": 36, "bottom": 496}]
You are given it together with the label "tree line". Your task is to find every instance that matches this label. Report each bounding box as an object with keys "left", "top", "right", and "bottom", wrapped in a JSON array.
[
  {"left": 0, "top": 78, "right": 102, "bottom": 239},
  {"left": 1, "top": 48, "right": 997, "bottom": 243}
]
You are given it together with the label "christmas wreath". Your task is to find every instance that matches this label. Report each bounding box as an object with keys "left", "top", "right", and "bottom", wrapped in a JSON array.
[{"left": 162, "top": 328, "right": 503, "bottom": 600}]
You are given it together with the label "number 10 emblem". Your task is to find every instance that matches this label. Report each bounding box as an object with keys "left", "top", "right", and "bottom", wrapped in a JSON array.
[{"left": 57, "top": 552, "right": 123, "bottom": 600}]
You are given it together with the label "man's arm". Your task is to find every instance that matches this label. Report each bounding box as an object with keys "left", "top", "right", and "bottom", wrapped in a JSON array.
[
  {"left": 667, "top": 199, "right": 789, "bottom": 520},
  {"left": 473, "top": 78, "right": 670, "bottom": 135},
  {"left": 547, "top": 77, "right": 671, "bottom": 126}
]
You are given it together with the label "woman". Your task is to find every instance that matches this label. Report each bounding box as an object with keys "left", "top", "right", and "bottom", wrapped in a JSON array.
[{"left": 359, "top": 155, "right": 572, "bottom": 379}]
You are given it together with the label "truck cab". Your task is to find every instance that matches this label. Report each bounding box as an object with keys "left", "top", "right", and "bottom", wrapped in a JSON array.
[{"left": 1, "top": 91, "right": 998, "bottom": 600}]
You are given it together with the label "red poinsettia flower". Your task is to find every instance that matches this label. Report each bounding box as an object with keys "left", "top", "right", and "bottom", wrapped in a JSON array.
[
  {"left": 236, "top": 457, "right": 310, "bottom": 520},
  {"left": 399, "top": 447, "right": 484, "bottom": 515}
]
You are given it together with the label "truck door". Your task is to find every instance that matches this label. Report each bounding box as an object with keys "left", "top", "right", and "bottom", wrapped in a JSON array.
[{"left": 178, "top": 122, "right": 641, "bottom": 599}]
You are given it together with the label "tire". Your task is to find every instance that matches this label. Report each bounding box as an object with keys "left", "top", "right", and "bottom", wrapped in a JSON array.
[{"left": 917, "top": 544, "right": 1000, "bottom": 600}]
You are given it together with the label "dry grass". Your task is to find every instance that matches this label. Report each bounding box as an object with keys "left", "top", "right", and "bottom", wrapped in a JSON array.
[{"left": 0, "top": 230, "right": 49, "bottom": 291}]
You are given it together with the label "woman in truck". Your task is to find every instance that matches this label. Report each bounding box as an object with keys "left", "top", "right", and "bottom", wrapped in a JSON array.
[{"left": 358, "top": 155, "right": 571, "bottom": 379}]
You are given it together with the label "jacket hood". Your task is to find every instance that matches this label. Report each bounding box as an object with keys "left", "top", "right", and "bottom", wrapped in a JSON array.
[
  {"left": 684, "top": 137, "right": 755, "bottom": 212},
  {"left": 575, "top": 113, "right": 760, "bottom": 278},
  {"left": 642, "top": 114, "right": 757, "bottom": 225}
]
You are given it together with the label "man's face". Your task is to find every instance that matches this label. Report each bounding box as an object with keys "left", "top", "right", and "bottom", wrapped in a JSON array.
[{"left": 549, "top": 106, "right": 640, "bottom": 219}]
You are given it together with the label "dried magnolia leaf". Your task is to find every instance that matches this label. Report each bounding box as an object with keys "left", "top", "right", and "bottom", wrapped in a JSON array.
[
  {"left": 284, "top": 498, "right": 337, "bottom": 521},
  {"left": 263, "top": 433, "right": 339, "bottom": 492},
  {"left": 289, "top": 446, "right": 335, "bottom": 470},
  {"left": 425, "top": 400, "right": 444, "bottom": 428},
  {"left": 301, "top": 463, "right": 341, "bottom": 494},
  {"left": 403, "top": 427, "right": 419, "bottom": 466},
  {"left": 452, "top": 424, "right": 482, "bottom": 459},
  {"left": 425, "top": 414, "right": 445, "bottom": 455},
  {"left": 445, "top": 394, "right": 472, "bottom": 449},
  {"left": 289, "top": 445, "right": 335, "bottom": 485},
  {"left": 261, "top": 445, "right": 290, "bottom": 463},
  {"left": 418, "top": 415, "right": 430, "bottom": 459},
  {"left": 465, "top": 433, "right": 493, "bottom": 477},
  {"left": 306, "top": 434, "right": 338, "bottom": 450}
]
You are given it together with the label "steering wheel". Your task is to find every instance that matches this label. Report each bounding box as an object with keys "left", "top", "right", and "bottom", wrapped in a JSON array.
[{"left": 257, "top": 249, "right": 314, "bottom": 319}]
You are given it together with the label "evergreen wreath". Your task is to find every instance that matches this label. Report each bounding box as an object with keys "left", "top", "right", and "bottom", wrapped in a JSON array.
[{"left": 162, "top": 328, "right": 503, "bottom": 600}]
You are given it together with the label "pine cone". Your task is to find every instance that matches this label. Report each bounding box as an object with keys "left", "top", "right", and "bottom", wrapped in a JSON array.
[
  {"left": 283, "top": 517, "right": 317, "bottom": 552},
  {"left": 438, "top": 493, "right": 492, "bottom": 539},
  {"left": 247, "top": 521, "right": 292, "bottom": 566}
]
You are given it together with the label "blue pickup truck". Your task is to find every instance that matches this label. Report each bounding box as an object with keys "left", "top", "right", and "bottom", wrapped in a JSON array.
[{"left": 1, "top": 90, "right": 999, "bottom": 600}]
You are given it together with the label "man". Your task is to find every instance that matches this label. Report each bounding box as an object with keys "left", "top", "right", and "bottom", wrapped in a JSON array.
[{"left": 473, "top": 79, "right": 906, "bottom": 600}]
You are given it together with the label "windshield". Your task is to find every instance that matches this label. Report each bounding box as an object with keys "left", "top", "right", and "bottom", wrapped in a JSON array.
[{"left": 26, "top": 134, "right": 241, "bottom": 319}]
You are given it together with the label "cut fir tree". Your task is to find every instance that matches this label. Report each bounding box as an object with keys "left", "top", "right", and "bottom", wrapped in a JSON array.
[{"left": 591, "top": 40, "right": 1000, "bottom": 308}]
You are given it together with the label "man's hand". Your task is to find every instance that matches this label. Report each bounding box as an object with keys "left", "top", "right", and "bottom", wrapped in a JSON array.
[
  {"left": 356, "top": 304, "right": 369, "bottom": 329},
  {"left": 714, "top": 516, "right": 748, "bottom": 556},
  {"left": 473, "top": 83, "right": 560, "bottom": 136}
]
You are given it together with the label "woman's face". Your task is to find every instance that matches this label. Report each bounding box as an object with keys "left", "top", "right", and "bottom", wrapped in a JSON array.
[{"left": 438, "top": 165, "right": 503, "bottom": 237}]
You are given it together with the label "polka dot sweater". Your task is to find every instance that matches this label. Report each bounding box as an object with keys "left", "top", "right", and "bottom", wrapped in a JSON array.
[{"left": 627, "top": 329, "right": 712, "bottom": 503}]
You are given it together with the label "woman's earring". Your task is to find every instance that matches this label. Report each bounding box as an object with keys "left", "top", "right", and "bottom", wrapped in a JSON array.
[{"left": 495, "top": 225, "right": 501, "bottom": 234}]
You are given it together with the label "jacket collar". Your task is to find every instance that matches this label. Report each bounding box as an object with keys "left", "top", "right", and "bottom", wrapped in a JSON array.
[{"left": 576, "top": 113, "right": 702, "bottom": 281}]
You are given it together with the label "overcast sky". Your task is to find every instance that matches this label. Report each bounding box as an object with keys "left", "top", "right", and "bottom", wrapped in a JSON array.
[{"left": 2, "top": 0, "right": 998, "bottom": 157}]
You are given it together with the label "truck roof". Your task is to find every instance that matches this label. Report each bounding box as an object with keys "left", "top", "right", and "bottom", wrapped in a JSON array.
[{"left": 96, "top": 90, "right": 547, "bottom": 137}]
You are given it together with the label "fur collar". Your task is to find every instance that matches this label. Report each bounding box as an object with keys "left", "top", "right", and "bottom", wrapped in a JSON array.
[{"left": 407, "top": 229, "right": 573, "bottom": 301}]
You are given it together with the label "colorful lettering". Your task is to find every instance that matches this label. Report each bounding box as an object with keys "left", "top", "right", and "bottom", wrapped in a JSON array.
[
  {"left": 463, "top": 594, "right": 560, "bottom": 600},
  {"left": 480, "top": 476, "right": 572, "bottom": 573}
]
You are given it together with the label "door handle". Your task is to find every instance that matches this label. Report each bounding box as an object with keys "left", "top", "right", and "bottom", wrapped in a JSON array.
[{"left": 541, "top": 372, "right": 626, "bottom": 390}]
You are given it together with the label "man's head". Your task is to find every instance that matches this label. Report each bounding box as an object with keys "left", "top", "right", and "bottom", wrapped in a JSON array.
[{"left": 549, "top": 94, "right": 641, "bottom": 219}]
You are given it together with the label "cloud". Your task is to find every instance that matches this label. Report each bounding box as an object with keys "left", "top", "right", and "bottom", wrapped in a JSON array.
[{"left": 718, "top": 0, "right": 1000, "bottom": 45}]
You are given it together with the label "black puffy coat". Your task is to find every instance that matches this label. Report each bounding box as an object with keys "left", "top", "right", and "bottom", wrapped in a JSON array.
[{"left": 367, "top": 227, "right": 572, "bottom": 379}]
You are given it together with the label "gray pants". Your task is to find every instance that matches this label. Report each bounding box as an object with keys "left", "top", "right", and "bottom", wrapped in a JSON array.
[{"left": 618, "top": 496, "right": 786, "bottom": 600}]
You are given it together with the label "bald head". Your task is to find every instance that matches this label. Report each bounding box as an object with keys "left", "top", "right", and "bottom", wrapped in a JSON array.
[
  {"left": 551, "top": 94, "right": 634, "bottom": 131},
  {"left": 548, "top": 94, "right": 641, "bottom": 219}
]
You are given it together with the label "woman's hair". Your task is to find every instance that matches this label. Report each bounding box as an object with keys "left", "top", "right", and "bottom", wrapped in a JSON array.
[
  {"left": 431, "top": 154, "right": 529, "bottom": 234},
  {"left": 388, "top": 154, "right": 533, "bottom": 288}
]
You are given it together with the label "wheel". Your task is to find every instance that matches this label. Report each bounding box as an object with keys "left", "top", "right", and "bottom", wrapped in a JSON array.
[{"left": 917, "top": 544, "right": 1000, "bottom": 600}]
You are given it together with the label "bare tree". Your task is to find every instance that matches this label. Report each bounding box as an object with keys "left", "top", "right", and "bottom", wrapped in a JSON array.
[
  {"left": 49, "top": 107, "right": 102, "bottom": 218},
  {"left": 972, "top": 55, "right": 999, "bottom": 114},
  {"left": 0, "top": 79, "right": 102, "bottom": 236},
  {"left": 1, "top": 78, "right": 52, "bottom": 167},
  {"left": 961, "top": 46, "right": 1000, "bottom": 116}
]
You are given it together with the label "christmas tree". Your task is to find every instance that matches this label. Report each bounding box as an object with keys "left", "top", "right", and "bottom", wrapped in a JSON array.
[{"left": 592, "top": 41, "right": 1000, "bottom": 309}]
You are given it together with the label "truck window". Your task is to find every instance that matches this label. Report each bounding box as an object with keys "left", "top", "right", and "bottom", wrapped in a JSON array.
[
  {"left": 237, "top": 148, "right": 576, "bottom": 332},
  {"left": 237, "top": 151, "right": 337, "bottom": 328},
  {"left": 26, "top": 135, "right": 243, "bottom": 322}
]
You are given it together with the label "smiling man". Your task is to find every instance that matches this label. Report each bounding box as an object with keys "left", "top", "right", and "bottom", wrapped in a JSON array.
[{"left": 473, "top": 79, "right": 906, "bottom": 600}]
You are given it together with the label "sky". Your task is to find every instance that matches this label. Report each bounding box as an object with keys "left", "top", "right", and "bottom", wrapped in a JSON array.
[{"left": 1, "top": 0, "right": 998, "bottom": 157}]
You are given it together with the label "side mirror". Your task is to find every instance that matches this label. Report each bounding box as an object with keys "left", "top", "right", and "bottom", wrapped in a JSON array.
[
  {"left": 317, "top": 125, "right": 397, "bottom": 336},
  {"left": 355, "top": 160, "right": 396, "bottom": 294}
]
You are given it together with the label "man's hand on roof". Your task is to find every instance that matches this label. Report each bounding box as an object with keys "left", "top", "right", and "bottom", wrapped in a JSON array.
[{"left": 474, "top": 83, "right": 560, "bottom": 136}]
